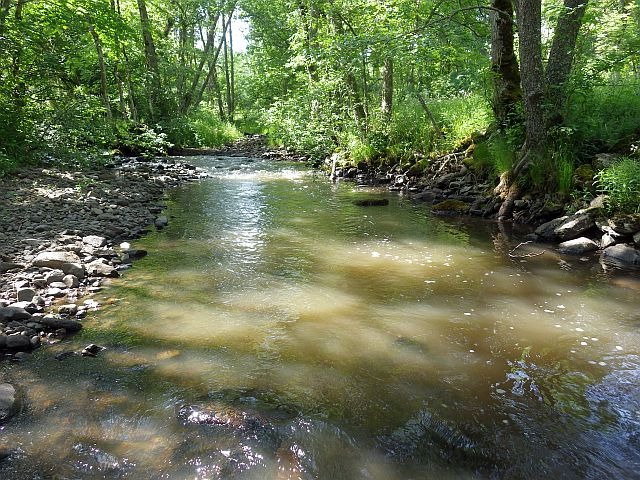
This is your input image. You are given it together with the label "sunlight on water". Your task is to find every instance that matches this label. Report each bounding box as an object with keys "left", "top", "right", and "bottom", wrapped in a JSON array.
[{"left": 1, "top": 156, "right": 639, "bottom": 479}]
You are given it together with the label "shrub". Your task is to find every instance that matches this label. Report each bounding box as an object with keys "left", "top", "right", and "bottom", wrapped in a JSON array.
[
  {"left": 594, "top": 157, "right": 640, "bottom": 213},
  {"left": 114, "top": 123, "right": 173, "bottom": 158}
]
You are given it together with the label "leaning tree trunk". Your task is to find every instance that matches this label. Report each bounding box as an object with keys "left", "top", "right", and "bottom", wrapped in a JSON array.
[
  {"left": 490, "top": 0, "right": 522, "bottom": 128},
  {"left": 497, "top": 0, "right": 545, "bottom": 220},
  {"left": 90, "top": 26, "right": 113, "bottom": 121},
  {"left": 545, "top": 0, "right": 588, "bottom": 126}
]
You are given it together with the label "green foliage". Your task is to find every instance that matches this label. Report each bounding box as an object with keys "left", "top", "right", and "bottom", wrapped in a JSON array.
[
  {"left": 594, "top": 157, "right": 640, "bottom": 213},
  {"left": 162, "top": 109, "right": 242, "bottom": 148},
  {"left": 471, "top": 133, "right": 516, "bottom": 178},
  {"left": 114, "top": 123, "right": 173, "bottom": 158},
  {"left": 565, "top": 82, "right": 640, "bottom": 152},
  {"left": 430, "top": 95, "right": 492, "bottom": 151}
]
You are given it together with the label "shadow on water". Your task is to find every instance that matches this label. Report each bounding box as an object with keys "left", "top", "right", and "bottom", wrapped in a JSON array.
[{"left": 1, "top": 156, "right": 639, "bottom": 479}]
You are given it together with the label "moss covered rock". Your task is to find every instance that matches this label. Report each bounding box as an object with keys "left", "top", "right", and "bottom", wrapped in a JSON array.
[{"left": 432, "top": 199, "right": 470, "bottom": 215}]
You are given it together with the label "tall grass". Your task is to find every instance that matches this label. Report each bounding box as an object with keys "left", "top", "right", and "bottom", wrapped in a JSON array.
[
  {"left": 566, "top": 82, "right": 640, "bottom": 151},
  {"left": 595, "top": 157, "right": 640, "bottom": 213}
]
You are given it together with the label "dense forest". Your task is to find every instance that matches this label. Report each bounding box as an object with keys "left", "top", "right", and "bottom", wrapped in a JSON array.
[{"left": 0, "top": 0, "right": 639, "bottom": 214}]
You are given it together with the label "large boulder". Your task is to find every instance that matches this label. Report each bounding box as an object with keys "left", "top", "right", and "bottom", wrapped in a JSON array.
[
  {"left": 0, "top": 383, "right": 17, "bottom": 422},
  {"left": 61, "top": 262, "right": 85, "bottom": 279},
  {"left": 601, "top": 244, "right": 640, "bottom": 269},
  {"left": 32, "top": 251, "right": 81, "bottom": 269},
  {"left": 559, "top": 237, "right": 599, "bottom": 255},
  {"left": 554, "top": 214, "right": 596, "bottom": 241},
  {"left": 535, "top": 216, "right": 568, "bottom": 240}
]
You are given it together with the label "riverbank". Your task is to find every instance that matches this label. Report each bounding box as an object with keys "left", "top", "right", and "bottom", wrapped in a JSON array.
[
  {"left": 328, "top": 146, "right": 640, "bottom": 271},
  {"left": 0, "top": 156, "right": 207, "bottom": 359}
]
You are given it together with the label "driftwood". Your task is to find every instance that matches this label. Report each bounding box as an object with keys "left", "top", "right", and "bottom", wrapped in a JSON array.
[{"left": 508, "top": 241, "right": 545, "bottom": 258}]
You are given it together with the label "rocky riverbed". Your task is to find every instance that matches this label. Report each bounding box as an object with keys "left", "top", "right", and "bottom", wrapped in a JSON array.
[{"left": 0, "top": 156, "right": 208, "bottom": 360}]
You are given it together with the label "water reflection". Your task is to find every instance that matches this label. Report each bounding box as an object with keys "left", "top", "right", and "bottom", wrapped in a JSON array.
[{"left": 1, "top": 156, "right": 639, "bottom": 479}]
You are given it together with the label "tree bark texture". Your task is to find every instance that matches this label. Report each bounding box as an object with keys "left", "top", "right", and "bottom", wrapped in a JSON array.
[
  {"left": 545, "top": 0, "right": 588, "bottom": 125},
  {"left": 490, "top": 0, "right": 522, "bottom": 128},
  {"left": 381, "top": 57, "right": 393, "bottom": 119}
]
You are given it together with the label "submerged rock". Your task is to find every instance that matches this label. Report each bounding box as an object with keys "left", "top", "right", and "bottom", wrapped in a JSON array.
[
  {"left": 432, "top": 199, "right": 470, "bottom": 215},
  {"left": 353, "top": 198, "right": 390, "bottom": 207}
]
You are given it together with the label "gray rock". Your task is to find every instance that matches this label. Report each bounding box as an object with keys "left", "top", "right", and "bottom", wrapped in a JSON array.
[
  {"left": 86, "top": 259, "right": 118, "bottom": 278},
  {"left": 601, "top": 233, "right": 617, "bottom": 249},
  {"left": 0, "top": 261, "right": 23, "bottom": 273},
  {"left": 32, "top": 251, "right": 81, "bottom": 269},
  {"left": 46, "top": 288, "right": 65, "bottom": 298},
  {"left": 154, "top": 216, "right": 169, "bottom": 229},
  {"left": 554, "top": 214, "right": 596, "bottom": 241},
  {"left": 6, "top": 334, "right": 31, "bottom": 350},
  {"left": 82, "top": 235, "right": 107, "bottom": 248},
  {"left": 535, "top": 216, "right": 568, "bottom": 240},
  {"left": 559, "top": 237, "right": 599, "bottom": 255},
  {"left": 58, "top": 304, "right": 78, "bottom": 316},
  {"left": 0, "top": 335, "right": 6, "bottom": 348},
  {"left": 0, "top": 383, "right": 17, "bottom": 421},
  {"left": 62, "top": 274, "right": 79, "bottom": 288},
  {"left": 16, "top": 288, "right": 36, "bottom": 302},
  {"left": 0, "top": 307, "right": 32, "bottom": 323},
  {"left": 40, "top": 315, "right": 83, "bottom": 332},
  {"left": 607, "top": 214, "right": 640, "bottom": 235},
  {"left": 601, "top": 244, "right": 640, "bottom": 269},
  {"left": 45, "top": 270, "right": 65, "bottom": 284},
  {"left": 126, "top": 249, "right": 148, "bottom": 260},
  {"left": 634, "top": 231, "right": 640, "bottom": 246},
  {"left": 62, "top": 262, "right": 85, "bottom": 279},
  {"left": 8, "top": 301, "right": 37, "bottom": 313}
]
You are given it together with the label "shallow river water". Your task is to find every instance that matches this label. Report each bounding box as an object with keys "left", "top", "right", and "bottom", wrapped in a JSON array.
[{"left": 1, "top": 156, "right": 640, "bottom": 479}]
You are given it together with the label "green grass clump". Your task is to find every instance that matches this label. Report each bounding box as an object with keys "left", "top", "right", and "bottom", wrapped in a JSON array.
[
  {"left": 594, "top": 157, "right": 640, "bottom": 213},
  {"left": 163, "top": 108, "right": 242, "bottom": 148}
]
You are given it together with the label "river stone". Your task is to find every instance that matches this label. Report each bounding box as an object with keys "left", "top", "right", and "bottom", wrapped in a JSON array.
[
  {"left": 601, "top": 244, "right": 640, "bottom": 269},
  {"left": 127, "top": 249, "right": 148, "bottom": 260},
  {"left": 86, "top": 259, "right": 119, "bottom": 278},
  {"left": 40, "top": 315, "right": 82, "bottom": 332},
  {"left": 58, "top": 304, "right": 78, "bottom": 316},
  {"left": 154, "top": 216, "right": 169, "bottom": 229},
  {"left": 32, "top": 251, "right": 81, "bottom": 269},
  {"left": 16, "top": 288, "right": 36, "bottom": 303},
  {"left": 634, "top": 231, "right": 640, "bottom": 246},
  {"left": 6, "top": 334, "right": 31, "bottom": 350},
  {"left": 535, "top": 216, "right": 568, "bottom": 240},
  {"left": 0, "top": 307, "right": 31, "bottom": 323},
  {"left": 559, "top": 237, "right": 599, "bottom": 255},
  {"left": 62, "top": 274, "right": 79, "bottom": 288},
  {"left": 0, "top": 383, "right": 17, "bottom": 421},
  {"left": 82, "top": 235, "right": 107, "bottom": 248},
  {"left": 602, "top": 233, "right": 617, "bottom": 249},
  {"left": 45, "top": 270, "right": 65, "bottom": 284},
  {"left": 0, "top": 261, "right": 23, "bottom": 273},
  {"left": 554, "top": 214, "right": 596, "bottom": 241},
  {"left": 62, "top": 262, "right": 85, "bottom": 279},
  {"left": 607, "top": 214, "right": 640, "bottom": 235}
]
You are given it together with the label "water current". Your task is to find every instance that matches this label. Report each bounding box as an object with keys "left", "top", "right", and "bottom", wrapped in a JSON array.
[{"left": 1, "top": 156, "right": 639, "bottom": 479}]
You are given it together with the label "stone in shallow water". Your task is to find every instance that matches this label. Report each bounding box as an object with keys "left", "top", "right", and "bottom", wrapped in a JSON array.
[
  {"left": 0, "top": 383, "right": 16, "bottom": 421},
  {"left": 601, "top": 244, "right": 640, "bottom": 269},
  {"left": 558, "top": 237, "right": 599, "bottom": 255},
  {"left": 86, "top": 259, "right": 119, "bottom": 278},
  {"left": 40, "top": 315, "right": 82, "bottom": 332}
]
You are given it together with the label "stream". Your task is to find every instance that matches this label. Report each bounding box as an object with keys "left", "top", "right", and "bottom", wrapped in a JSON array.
[{"left": 1, "top": 156, "right": 639, "bottom": 479}]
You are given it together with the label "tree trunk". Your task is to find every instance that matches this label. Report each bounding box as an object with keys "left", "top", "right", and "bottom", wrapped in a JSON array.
[
  {"left": 497, "top": 0, "right": 545, "bottom": 219},
  {"left": 89, "top": 26, "right": 113, "bottom": 121},
  {"left": 229, "top": 17, "right": 235, "bottom": 117},
  {"left": 381, "top": 57, "right": 393, "bottom": 119},
  {"left": 545, "top": 0, "right": 588, "bottom": 126},
  {"left": 137, "top": 0, "right": 163, "bottom": 119},
  {"left": 490, "top": 0, "right": 522, "bottom": 128},
  {"left": 222, "top": 13, "right": 232, "bottom": 121}
]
